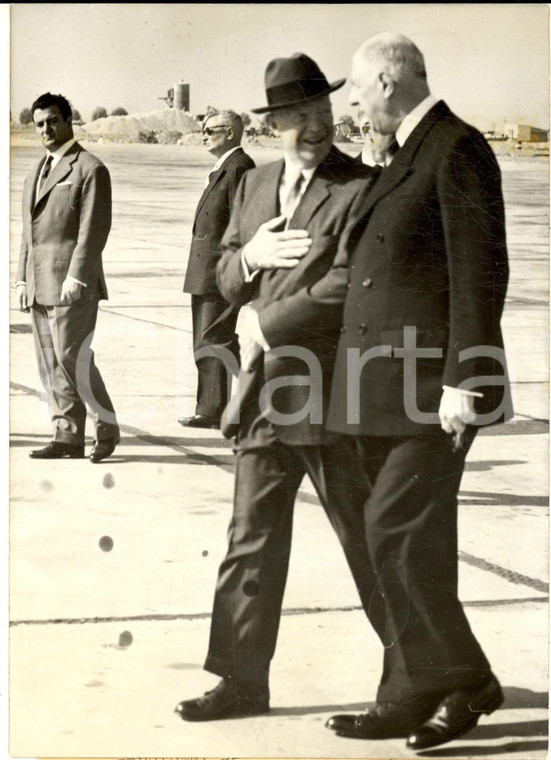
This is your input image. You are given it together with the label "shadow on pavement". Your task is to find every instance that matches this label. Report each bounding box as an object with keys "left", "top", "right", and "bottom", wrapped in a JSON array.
[
  {"left": 465, "top": 459, "right": 526, "bottom": 471},
  {"left": 92, "top": 453, "right": 235, "bottom": 466},
  {"left": 502, "top": 686, "right": 548, "bottom": 709},
  {"left": 419, "top": 739, "right": 548, "bottom": 757},
  {"left": 459, "top": 491, "right": 548, "bottom": 507},
  {"left": 270, "top": 701, "right": 368, "bottom": 717}
]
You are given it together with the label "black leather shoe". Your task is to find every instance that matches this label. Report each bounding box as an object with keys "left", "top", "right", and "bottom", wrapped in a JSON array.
[
  {"left": 29, "top": 441, "right": 85, "bottom": 459},
  {"left": 175, "top": 679, "right": 269, "bottom": 722},
  {"left": 90, "top": 436, "right": 120, "bottom": 463},
  {"left": 178, "top": 414, "right": 220, "bottom": 429},
  {"left": 326, "top": 699, "right": 439, "bottom": 739},
  {"left": 406, "top": 675, "right": 504, "bottom": 750}
]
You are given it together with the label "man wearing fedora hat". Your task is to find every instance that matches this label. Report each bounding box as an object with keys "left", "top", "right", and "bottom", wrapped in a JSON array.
[{"left": 174, "top": 53, "right": 381, "bottom": 722}]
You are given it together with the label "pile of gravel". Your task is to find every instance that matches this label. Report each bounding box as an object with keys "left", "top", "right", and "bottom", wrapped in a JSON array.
[{"left": 83, "top": 109, "right": 200, "bottom": 137}]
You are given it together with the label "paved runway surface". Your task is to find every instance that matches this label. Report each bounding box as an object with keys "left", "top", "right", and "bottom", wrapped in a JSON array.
[{"left": 9, "top": 139, "right": 549, "bottom": 759}]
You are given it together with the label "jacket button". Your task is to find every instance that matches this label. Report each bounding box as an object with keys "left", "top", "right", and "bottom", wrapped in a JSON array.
[
  {"left": 340, "top": 326, "right": 346, "bottom": 333},
  {"left": 376, "top": 233, "right": 385, "bottom": 243},
  {"left": 358, "top": 323, "right": 367, "bottom": 334},
  {"left": 346, "top": 282, "right": 351, "bottom": 289},
  {"left": 362, "top": 278, "right": 372, "bottom": 288}
]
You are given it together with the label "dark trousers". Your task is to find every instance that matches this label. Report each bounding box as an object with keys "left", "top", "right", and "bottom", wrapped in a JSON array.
[
  {"left": 356, "top": 429, "right": 493, "bottom": 704},
  {"left": 191, "top": 295, "right": 239, "bottom": 419},
  {"left": 204, "top": 437, "right": 378, "bottom": 694},
  {"left": 31, "top": 298, "right": 119, "bottom": 446}
]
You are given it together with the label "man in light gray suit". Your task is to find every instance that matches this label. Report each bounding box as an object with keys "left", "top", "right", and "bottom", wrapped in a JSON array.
[{"left": 16, "top": 92, "right": 119, "bottom": 463}]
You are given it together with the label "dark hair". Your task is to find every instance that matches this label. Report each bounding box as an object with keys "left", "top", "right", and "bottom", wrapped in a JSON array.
[{"left": 31, "top": 92, "right": 72, "bottom": 121}]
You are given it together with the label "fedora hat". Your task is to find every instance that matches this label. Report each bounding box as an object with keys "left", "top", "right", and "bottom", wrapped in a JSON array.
[{"left": 251, "top": 52, "right": 345, "bottom": 114}]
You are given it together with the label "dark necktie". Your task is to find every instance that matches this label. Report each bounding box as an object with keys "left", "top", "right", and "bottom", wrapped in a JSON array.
[
  {"left": 384, "top": 137, "right": 400, "bottom": 165},
  {"left": 39, "top": 155, "right": 53, "bottom": 189}
]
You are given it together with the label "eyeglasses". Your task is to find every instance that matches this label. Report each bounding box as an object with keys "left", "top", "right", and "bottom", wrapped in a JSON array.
[{"left": 202, "top": 126, "right": 229, "bottom": 136}]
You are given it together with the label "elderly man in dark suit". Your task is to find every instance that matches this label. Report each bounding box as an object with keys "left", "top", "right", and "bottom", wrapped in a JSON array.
[
  {"left": 174, "top": 53, "right": 379, "bottom": 722},
  {"left": 179, "top": 111, "right": 255, "bottom": 429},
  {"left": 16, "top": 92, "right": 119, "bottom": 463},
  {"left": 255, "top": 34, "right": 512, "bottom": 750}
]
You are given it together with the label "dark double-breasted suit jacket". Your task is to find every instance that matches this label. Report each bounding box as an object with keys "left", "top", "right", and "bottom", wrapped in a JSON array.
[
  {"left": 183, "top": 147, "right": 255, "bottom": 418},
  {"left": 216, "top": 146, "right": 377, "bottom": 446}
]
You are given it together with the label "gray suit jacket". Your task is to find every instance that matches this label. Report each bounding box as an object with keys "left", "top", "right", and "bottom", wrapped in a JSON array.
[
  {"left": 216, "top": 146, "right": 377, "bottom": 445},
  {"left": 17, "top": 142, "right": 111, "bottom": 306}
]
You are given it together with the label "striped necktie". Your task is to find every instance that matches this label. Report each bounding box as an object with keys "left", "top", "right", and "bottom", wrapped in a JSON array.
[{"left": 282, "top": 172, "right": 305, "bottom": 225}]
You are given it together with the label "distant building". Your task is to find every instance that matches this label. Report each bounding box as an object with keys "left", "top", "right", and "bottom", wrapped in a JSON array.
[{"left": 504, "top": 123, "right": 549, "bottom": 142}]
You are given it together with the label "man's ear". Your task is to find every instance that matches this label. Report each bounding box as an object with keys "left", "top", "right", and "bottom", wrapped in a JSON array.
[{"left": 379, "top": 72, "right": 395, "bottom": 99}]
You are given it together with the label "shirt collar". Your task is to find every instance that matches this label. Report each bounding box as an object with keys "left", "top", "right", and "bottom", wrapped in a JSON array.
[
  {"left": 283, "top": 156, "right": 317, "bottom": 184},
  {"left": 360, "top": 146, "right": 382, "bottom": 167},
  {"left": 396, "top": 94, "right": 439, "bottom": 147},
  {"left": 211, "top": 145, "right": 241, "bottom": 173},
  {"left": 46, "top": 137, "right": 77, "bottom": 166}
]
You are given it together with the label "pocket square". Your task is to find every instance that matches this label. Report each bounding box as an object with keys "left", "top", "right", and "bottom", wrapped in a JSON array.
[{"left": 57, "top": 181, "right": 72, "bottom": 186}]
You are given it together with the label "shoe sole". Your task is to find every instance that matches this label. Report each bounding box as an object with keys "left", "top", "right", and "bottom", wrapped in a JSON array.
[
  {"left": 29, "top": 453, "right": 85, "bottom": 459},
  {"left": 177, "top": 704, "right": 269, "bottom": 722},
  {"left": 179, "top": 424, "right": 219, "bottom": 429}
]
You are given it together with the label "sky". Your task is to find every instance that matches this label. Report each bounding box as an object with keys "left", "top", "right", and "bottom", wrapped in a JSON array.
[{"left": 9, "top": 4, "right": 551, "bottom": 131}]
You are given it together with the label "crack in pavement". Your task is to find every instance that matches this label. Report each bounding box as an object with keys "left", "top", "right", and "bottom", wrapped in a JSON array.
[{"left": 10, "top": 596, "right": 549, "bottom": 628}]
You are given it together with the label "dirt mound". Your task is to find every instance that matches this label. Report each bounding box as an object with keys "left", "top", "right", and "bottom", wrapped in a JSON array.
[{"left": 83, "top": 109, "right": 200, "bottom": 137}]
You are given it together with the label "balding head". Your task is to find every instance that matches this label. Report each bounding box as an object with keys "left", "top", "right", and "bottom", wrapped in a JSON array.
[{"left": 349, "top": 33, "right": 431, "bottom": 134}]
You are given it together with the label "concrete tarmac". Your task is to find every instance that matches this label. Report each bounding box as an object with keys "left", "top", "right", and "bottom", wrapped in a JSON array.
[{"left": 8, "top": 141, "right": 549, "bottom": 759}]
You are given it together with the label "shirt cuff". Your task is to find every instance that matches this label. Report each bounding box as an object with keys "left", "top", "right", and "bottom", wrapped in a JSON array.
[
  {"left": 246, "top": 308, "right": 271, "bottom": 351},
  {"left": 15, "top": 281, "right": 26, "bottom": 287},
  {"left": 66, "top": 275, "right": 87, "bottom": 287},
  {"left": 442, "top": 385, "right": 484, "bottom": 399},
  {"left": 241, "top": 246, "right": 260, "bottom": 283}
]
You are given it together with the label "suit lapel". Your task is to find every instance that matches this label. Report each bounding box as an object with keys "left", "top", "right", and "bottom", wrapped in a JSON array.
[
  {"left": 288, "top": 174, "right": 330, "bottom": 230},
  {"left": 351, "top": 101, "right": 448, "bottom": 222},
  {"left": 34, "top": 143, "right": 80, "bottom": 208},
  {"left": 256, "top": 160, "right": 284, "bottom": 223},
  {"left": 26, "top": 159, "right": 43, "bottom": 216},
  {"left": 194, "top": 148, "right": 245, "bottom": 219}
]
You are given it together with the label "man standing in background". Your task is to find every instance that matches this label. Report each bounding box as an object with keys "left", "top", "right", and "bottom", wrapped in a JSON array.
[
  {"left": 179, "top": 111, "right": 255, "bottom": 429},
  {"left": 17, "top": 92, "right": 120, "bottom": 463}
]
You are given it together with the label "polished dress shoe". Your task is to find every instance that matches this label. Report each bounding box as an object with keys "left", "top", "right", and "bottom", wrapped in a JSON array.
[
  {"left": 175, "top": 678, "right": 269, "bottom": 722},
  {"left": 406, "top": 675, "right": 504, "bottom": 750},
  {"left": 178, "top": 414, "right": 220, "bottom": 429},
  {"left": 326, "top": 699, "right": 439, "bottom": 739},
  {"left": 29, "top": 441, "right": 85, "bottom": 460},
  {"left": 90, "top": 436, "right": 120, "bottom": 463}
]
